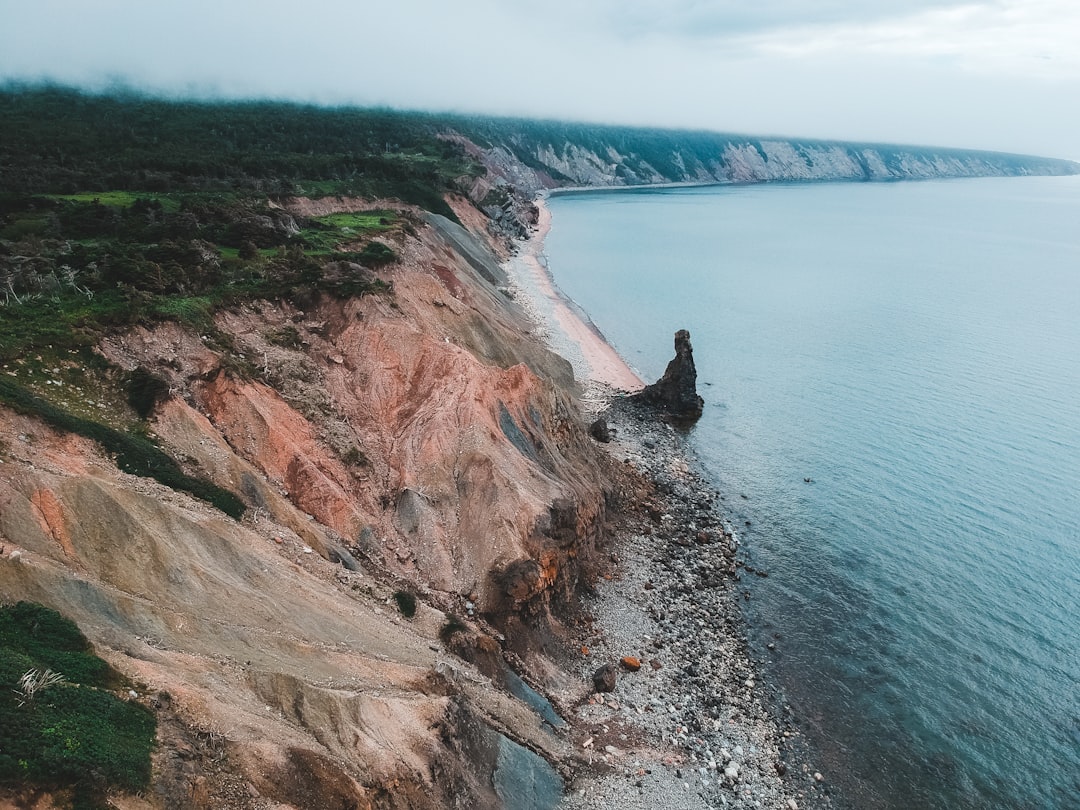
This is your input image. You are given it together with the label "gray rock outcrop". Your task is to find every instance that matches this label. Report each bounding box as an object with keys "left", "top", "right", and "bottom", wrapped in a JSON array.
[{"left": 633, "top": 329, "right": 705, "bottom": 421}]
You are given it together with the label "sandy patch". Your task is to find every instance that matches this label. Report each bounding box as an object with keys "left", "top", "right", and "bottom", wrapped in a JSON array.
[{"left": 506, "top": 197, "right": 644, "bottom": 393}]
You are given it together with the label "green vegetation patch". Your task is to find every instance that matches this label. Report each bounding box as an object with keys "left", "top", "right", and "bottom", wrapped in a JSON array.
[
  {"left": 0, "top": 291, "right": 135, "bottom": 366},
  {"left": 47, "top": 191, "right": 181, "bottom": 213},
  {"left": 299, "top": 210, "right": 398, "bottom": 254},
  {"left": 152, "top": 295, "right": 216, "bottom": 333},
  {"left": 0, "top": 89, "right": 455, "bottom": 364},
  {"left": 0, "top": 603, "right": 113, "bottom": 687},
  {"left": 0, "top": 191, "right": 397, "bottom": 364},
  {"left": 0, "top": 376, "right": 245, "bottom": 519},
  {"left": 0, "top": 86, "right": 474, "bottom": 222},
  {"left": 0, "top": 602, "right": 156, "bottom": 808},
  {"left": 311, "top": 211, "right": 396, "bottom": 232},
  {"left": 393, "top": 591, "right": 417, "bottom": 618}
]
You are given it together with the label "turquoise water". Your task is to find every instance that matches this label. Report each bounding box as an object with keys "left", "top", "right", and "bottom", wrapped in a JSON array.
[{"left": 543, "top": 177, "right": 1080, "bottom": 809}]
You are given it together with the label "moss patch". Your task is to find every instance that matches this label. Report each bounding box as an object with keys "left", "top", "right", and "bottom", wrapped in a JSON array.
[{"left": 0, "top": 602, "right": 156, "bottom": 809}]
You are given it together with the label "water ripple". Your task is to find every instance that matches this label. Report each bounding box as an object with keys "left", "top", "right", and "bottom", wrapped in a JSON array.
[{"left": 545, "top": 177, "right": 1080, "bottom": 810}]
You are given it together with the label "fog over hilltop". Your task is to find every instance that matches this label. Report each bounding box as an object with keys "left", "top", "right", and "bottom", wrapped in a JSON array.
[{"left": 2, "top": 0, "right": 1079, "bottom": 160}]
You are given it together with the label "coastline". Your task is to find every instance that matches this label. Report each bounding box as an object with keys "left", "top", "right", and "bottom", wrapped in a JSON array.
[
  {"left": 507, "top": 195, "right": 645, "bottom": 394},
  {"left": 503, "top": 195, "right": 831, "bottom": 809},
  {"left": 547, "top": 180, "right": 732, "bottom": 197}
]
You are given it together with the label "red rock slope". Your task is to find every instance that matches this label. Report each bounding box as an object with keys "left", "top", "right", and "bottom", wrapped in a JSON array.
[{"left": 0, "top": 199, "right": 616, "bottom": 809}]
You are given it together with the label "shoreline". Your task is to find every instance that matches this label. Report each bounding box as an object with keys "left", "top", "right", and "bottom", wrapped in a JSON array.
[
  {"left": 502, "top": 196, "right": 831, "bottom": 809},
  {"left": 559, "top": 398, "right": 832, "bottom": 810},
  {"left": 508, "top": 195, "right": 645, "bottom": 393},
  {"left": 547, "top": 180, "right": 733, "bottom": 197}
]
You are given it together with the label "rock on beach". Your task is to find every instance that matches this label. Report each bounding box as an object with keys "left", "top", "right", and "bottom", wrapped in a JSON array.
[
  {"left": 558, "top": 392, "right": 827, "bottom": 810},
  {"left": 592, "top": 663, "right": 617, "bottom": 693},
  {"left": 632, "top": 329, "right": 705, "bottom": 421}
]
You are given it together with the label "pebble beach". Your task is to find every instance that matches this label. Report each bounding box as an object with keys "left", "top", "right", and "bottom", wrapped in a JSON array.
[
  {"left": 555, "top": 394, "right": 831, "bottom": 810},
  {"left": 505, "top": 200, "right": 833, "bottom": 809}
]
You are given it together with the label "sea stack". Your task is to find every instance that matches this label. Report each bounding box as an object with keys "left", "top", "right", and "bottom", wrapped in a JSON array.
[{"left": 633, "top": 329, "right": 705, "bottom": 421}]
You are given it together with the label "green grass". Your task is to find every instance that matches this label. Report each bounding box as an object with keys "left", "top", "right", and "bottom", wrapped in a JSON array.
[
  {"left": 0, "top": 291, "right": 134, "bottom": 364},
  {"left": 153, "top": 295, "right": 215, "bottom": 332},
  {"left": 300, "top": 210, "right": 398, "bottom": 254},
  {"left": 0, "top": 602, "right": 157, "bottom": 808},
  {"left": 311, "top": 211, "right": 396, "bottom": 232},
  {"left": 47, "top": 191, "right": 182, "bottom": 212},
  {"left": 49, "top": 191, "right": 139, "bottom": 207}
]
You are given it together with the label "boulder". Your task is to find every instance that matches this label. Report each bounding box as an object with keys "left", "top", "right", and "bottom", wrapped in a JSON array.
[
  {"left": 327, "top": 544, "right": 360, "bottom": 571},
  {"left": 592, "top": 663, "right": 617, "bottom": 693},
  {"left": 499, "top": 558, "right": 544, "bottom": 602},
  {"left": 632, "top": 329, "right": 704, "bottom": 421},
  {"left": 588, "top": 417, "right": 611, "bottom": 443}
]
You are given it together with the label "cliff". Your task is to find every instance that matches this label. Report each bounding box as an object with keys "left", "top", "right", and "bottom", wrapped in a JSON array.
[
  {"left": 0, "top": 193, "right": 624, "bottom": 808},
  {"left": 445, "top": 119, "right": 1079, "bottom": 198},
  {"left": 1, "top": 88, "right": 1076, "bottom": 809},
  {"left": 437, "top": 119, "right": 1078, "bottom": 252}
]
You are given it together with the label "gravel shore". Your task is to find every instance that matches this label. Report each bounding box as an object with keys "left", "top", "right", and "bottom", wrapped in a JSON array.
[
  {"left": 555, "top": 391, "right": 835, "bottom": 810},
  {"left": 503, "top": 202, "right": 837, "bottom": 809}
]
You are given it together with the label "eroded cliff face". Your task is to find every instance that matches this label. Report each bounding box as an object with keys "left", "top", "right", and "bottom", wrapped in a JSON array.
[
  {"left": 444, "top": 128, "right": 1079, "bottom": 199},
  {"left": 439, "top": 128, "right": 1080, "bottom": 255},
  {"left": 0, "top": 199, "right": 616, "bottom": 808}
]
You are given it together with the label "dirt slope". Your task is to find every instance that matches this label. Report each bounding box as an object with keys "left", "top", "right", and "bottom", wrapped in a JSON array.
[{"left": 0, "top": 200, "right": 614, "bottom": 808}]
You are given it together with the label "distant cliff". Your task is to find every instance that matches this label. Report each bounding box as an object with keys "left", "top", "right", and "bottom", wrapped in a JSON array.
[{"left": 445, "top": 117, "right": 1080, "bottom": 196}]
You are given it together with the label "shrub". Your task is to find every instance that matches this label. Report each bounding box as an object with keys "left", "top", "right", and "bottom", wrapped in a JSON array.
[
  {"left": 393, "top": 591, "right": 417, "bottom": 618},
  {"left": 0, "top": 601, "right": 111, "bottom": 687},
  {"left": 356, "top": 241, "right": 396, "bottom": 267},
  {"left": 124, "top": 366, "right": 169, "bottom": 419},
  {"left": 0, "top": 603, "right": 157, "bottom": 807},
  {"left": 439, "top": 615, "right": 467, "bottom": 643}
]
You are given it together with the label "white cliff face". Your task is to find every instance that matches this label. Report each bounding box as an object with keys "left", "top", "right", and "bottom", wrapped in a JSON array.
[
  {"left": 459, "top": 129, "right": 1078, "bottom": 191},
  {"left": 861, "top": 149, "right": 890, "bottom": 177},
  {"left": 536, "top": 142, "right": 617, "bottom": 186}
]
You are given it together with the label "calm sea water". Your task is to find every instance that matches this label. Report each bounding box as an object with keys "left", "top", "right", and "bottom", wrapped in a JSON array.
[{"left": 543, "top": 177, "right": 1080, "bottom": 809}]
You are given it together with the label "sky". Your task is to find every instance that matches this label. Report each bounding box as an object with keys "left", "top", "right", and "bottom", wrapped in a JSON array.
[{"left": 2, "top": 0, "right": 1078, "bottom": 159}]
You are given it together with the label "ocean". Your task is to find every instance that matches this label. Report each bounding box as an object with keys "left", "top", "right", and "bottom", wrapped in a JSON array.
[{"left": 541, "top": 176, "right": 1080, "bottom": 809}]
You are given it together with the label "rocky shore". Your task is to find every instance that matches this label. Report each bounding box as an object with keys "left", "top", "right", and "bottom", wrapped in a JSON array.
[
  {"left": 551, "top": 393, "right": 833, "bottom": 810},
  {"left": 504, "top": 198, "right": 835, "bottom": 810}
]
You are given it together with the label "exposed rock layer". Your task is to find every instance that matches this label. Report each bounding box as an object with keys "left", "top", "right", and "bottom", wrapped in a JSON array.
[
  {"left": 0, "top": 201, "right": 618, "bottom": 808},
  {"left": 446, "top": 126, "right": 1079, "bottom": 200},
  {"left": 633, "top": 329, "right": 705, "bottom": 421}
]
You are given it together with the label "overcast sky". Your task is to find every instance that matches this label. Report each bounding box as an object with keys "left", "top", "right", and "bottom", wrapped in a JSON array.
[{"left": 2, "top": 0, "right": 1078, "bottom": 159}]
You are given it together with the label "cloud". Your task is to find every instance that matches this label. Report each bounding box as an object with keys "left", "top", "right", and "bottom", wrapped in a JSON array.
[
  {"left": 737, "top": 0, "right": 1080, "bottom": 80},
  {"left": 571, "top": 0, "right": 976, "bottom": 40},
  {"left": 0, "top": 0, "right": 1077, "bottom": 158}
]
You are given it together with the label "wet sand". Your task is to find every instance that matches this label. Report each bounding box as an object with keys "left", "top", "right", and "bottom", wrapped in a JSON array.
[{"left": 509, "top": 195, "right": 644, "bottom": 392}]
